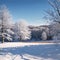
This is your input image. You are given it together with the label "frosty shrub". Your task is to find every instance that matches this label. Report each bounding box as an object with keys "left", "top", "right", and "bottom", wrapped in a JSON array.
[{"left": 41, "top": 31, "right": 47, "bottom": 40}]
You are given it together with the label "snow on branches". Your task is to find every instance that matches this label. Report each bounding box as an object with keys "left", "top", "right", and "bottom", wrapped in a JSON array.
[
  {"left": 0, "top": 5, "right": 14, "bottom": 42},
  {"left": 14, "top": 20, "right": 31, "bottom": 41}
]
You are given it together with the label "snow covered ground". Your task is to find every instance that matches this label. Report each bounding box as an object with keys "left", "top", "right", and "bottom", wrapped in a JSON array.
[{"left": 0, "top": 42, "right": 60, "bottom": 60}]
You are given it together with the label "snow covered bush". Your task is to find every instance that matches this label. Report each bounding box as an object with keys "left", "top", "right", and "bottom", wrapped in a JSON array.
[
  {"left": 0, "top": 5, "right": 14, "bottom": 42},
  {"left": 14, "top": 20, "right": 31, "bottom": 41},
  {"left": 41, "top": 31, "right": 47, "bottom": 40}
]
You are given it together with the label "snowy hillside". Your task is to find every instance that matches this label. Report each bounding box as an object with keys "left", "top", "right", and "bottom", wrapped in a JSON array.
[{"left": 0, "top": 42, "right": 60, "bottom": 60}]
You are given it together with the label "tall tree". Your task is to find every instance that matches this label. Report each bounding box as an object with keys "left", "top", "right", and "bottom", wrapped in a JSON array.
[
  {"left": 0, "top": 5, "right": 14, "bottom": 43},
  {"left": 45, "top": 0, "right": 60, "bottom": 40}
]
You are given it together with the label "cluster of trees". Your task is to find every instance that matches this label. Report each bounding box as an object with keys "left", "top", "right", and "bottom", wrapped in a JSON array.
[
  {"left": 0, "top": 0, "right": 60, "bottom": 42},
  {"left": 0, "top": 5, "right": 48, "bottom": 42},
  {"left": 0, "top": 5, "right": 31, "bottom": 43},
  {"left": 30, "top": 26, "right": 49, "bottom": 41}
]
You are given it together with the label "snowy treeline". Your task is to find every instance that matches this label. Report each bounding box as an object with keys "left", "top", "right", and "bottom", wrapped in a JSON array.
[
  {"left": 0, "top": 0, "right": 60, "bottom": 43},
  {"left": 30, "top": 26, "right": 49, "bottom": 41},
  {"left": 0, "top": 5, "right": 48, "bottom": 42},
  {"left": 0, "top": 5, "right": 49, "bottom": 42},
  {"left": 0, "top": 5, "right": 31, "bottom": 42}
]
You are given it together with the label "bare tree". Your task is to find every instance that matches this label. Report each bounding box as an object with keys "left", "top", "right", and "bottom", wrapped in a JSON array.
[
  {"left": 45, "top": 0, "right": 60, "bottom": 43},
  {"left": 45, "top": 0, "right": 60, "bottom": 23}
]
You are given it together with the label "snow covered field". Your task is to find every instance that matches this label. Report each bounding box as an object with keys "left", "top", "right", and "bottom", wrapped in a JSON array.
[{"left": 0, "top": 42, "right": 60, "bottom": 60}]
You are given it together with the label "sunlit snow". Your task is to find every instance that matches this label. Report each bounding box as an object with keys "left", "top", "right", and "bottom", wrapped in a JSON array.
[{"left": 0, "top": 42, "right": 60, "bottom": 60}]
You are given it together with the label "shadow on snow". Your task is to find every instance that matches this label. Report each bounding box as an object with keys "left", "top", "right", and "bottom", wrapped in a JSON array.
[{"left": 0, "top": 44, "right": 60, "bottom": 60}]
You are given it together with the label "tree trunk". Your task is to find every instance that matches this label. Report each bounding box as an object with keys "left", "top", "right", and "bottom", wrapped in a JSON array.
[{"left": 2, "top": 36, "right": 4, "bottom": 43}]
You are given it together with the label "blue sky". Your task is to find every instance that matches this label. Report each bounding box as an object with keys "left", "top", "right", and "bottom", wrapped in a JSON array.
[{"left": 0, "top": 0, "right": 51, "bottom": 25}]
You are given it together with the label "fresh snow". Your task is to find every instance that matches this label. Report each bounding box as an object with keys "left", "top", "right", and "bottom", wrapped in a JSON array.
[{"left": 0, "top": 42, "right": 60, "bottom": 60}]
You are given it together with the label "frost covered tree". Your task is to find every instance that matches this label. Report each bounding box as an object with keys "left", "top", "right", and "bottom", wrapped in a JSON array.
[
  {"left": 44, "top": 0, "right": 60, "bottom": 40},
  {"left": 0, "top": 5, "right": 14, "bottom": 42},
  {"left": 14, "top": 20, "right": 31, "bottom": 41},
  {"left": 41, "top": 31, "right": 47, "bottom": 40}
]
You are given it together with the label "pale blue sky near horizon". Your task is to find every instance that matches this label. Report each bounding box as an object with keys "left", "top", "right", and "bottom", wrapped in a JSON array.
[{"left": 0, "top": 0, "right": 52, "bottom": 26}]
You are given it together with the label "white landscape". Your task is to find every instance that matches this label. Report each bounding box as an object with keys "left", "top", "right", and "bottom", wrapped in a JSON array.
[
  {"left": 0, "top": 0, "right": 60, "bottom": 60},
  {"left": 0, "top": 42, "right": 60, "bottom": 60}
]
